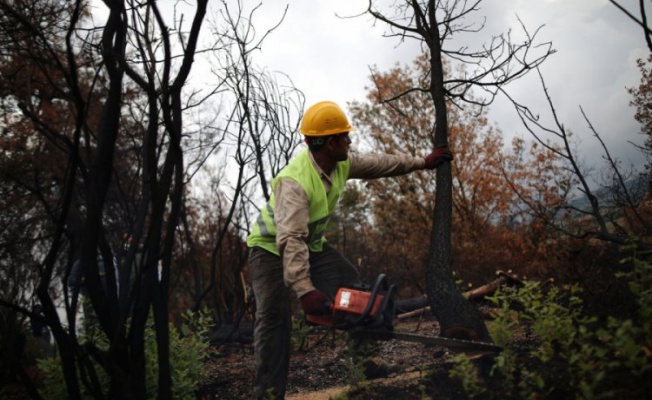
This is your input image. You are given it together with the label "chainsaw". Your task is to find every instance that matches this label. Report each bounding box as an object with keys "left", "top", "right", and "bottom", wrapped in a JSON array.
[{"left": 306, "top": 274, "right": 502, "bottom": 354}]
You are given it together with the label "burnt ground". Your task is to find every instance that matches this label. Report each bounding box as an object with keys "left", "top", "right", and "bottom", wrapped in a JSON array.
[{"left": 197, "top": 317, "right": 472, "bottom": 400}]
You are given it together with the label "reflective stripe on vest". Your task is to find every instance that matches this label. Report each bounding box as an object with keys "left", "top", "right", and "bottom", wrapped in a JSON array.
[{"left": 255, "top": 203, "right": 274, "bottom": 237}]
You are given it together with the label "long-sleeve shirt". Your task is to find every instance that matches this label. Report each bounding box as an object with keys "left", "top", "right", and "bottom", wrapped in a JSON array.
[{"left": 275, "top": 151, "right": 426, "bottom": 297}]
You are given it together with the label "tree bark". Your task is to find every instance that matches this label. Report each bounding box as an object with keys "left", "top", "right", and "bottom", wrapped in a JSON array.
[{"left": 425, "top": 0, "right": 491, "bottom": 342}]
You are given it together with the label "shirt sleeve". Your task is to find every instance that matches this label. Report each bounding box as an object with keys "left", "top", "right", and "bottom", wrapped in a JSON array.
[
  {"left": 274, "top": 178, "right": 315, "bottom": 298},
  {"left": 348, "top": 152, "right": 426, "bottom": 180}
]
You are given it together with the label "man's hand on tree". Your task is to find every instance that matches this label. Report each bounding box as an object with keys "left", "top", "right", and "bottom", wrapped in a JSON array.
[{"left": 424, "top": 147, "right": 454, "bottom": 169}]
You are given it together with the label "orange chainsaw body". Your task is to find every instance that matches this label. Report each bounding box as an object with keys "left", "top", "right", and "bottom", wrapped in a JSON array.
[{"left": 306, "top": 287, "right": 386, "bottom": 328}]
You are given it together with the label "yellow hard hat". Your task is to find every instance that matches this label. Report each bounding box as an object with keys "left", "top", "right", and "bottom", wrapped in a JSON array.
[{"left": 299, "top": 101, "right": 357, "bottom": 137}]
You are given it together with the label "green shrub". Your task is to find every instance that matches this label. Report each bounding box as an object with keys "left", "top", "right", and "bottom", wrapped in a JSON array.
[
  {"left": 37, "top": 308, "right": 214, "bottom": 399},
  {"left": 448, "top": 352, "right": 487, "bottom": 398},
  {"left": 449, "top": 248, "right": 652, "bottom": 399},
  {"left": 291, "top": 316, "right": 311, "bottom": 352}
]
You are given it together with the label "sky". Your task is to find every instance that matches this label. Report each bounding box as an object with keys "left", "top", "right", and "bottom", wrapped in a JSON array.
[
  {"left": 86, "top": 0, "right": 649, "bottom": 179},
  {"left": 244, "top": 0, "right": 649, "bottom": 177}
]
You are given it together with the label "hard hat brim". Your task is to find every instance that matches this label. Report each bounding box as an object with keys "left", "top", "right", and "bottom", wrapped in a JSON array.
[{"left": 300, "top": 125, "right": 357, "bottom": 137}]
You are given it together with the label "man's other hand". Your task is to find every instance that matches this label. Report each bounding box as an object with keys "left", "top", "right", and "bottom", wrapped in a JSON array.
[{"left": 300, "top": 290, "right": 331, "bottom": 315}]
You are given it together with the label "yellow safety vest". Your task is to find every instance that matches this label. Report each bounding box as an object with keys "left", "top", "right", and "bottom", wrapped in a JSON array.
[{"left": 246, "top": 149, "right": 351, "bottom": 254}]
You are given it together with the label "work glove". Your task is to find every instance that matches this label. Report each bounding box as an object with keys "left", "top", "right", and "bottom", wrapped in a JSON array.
[
  {"left": 300, "top": 290, "right": 331, "bottom": 315},
  {"left": 424, "top": 147, "right": 453, "bottom": 169}
]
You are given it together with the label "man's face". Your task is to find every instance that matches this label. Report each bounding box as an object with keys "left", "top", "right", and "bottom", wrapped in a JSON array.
[{"left": 328, "top": 132, "right": 351, "bottom": 161}]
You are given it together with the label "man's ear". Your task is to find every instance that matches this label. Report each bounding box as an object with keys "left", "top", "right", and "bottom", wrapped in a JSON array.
[{"left": 324, "top": 135, "right": 336, "bottom": 150}]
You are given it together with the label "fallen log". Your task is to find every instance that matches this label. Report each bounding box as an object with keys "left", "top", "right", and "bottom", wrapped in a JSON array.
[
  {"left": 208, "top": 321, "right": 254, "bottom": 345},
  {"left": 397, "top": 306, "right": 430, "bottom": 320},
  {"left": 466, "top": 270, "right": 523, "bottom": 300},
  {"left": 395, "top": 296, "right": 429, "bottom": 314},
  {"left": 397, "top": 270, "right": 524, "bottom": 320}
]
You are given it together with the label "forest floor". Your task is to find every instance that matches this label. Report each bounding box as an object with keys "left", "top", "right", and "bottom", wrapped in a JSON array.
[{"left": 197, "top": 317, "right": 479, "bottom": 400}]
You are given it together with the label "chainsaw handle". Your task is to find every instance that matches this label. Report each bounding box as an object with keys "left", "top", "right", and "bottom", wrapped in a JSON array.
[
  {"left": 378, "top": 283, "right": 397, "bottom": 325},
  {"left": 347, "top": 273, "right": 389, "bottom": 326}
]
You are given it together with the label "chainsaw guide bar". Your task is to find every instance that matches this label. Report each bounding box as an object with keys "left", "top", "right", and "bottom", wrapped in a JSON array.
[
  {"left": 306, "top": 274, "right": 502, "bottom": 354},
  {"left": 352, "top": 329, "right": 502, "bottom": 354}
]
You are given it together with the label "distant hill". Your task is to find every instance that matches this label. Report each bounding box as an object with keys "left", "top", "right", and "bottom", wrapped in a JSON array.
[{"left": 567, "top": 172, "right": 648, "bottom": 214}]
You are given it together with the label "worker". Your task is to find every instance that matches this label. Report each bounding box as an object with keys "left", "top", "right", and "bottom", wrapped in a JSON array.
[{"left": 246, "top": 100, "right": 453, "bottom": 399}]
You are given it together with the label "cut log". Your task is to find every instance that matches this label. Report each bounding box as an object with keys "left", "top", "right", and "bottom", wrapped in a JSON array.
[
  {"left": 396, "top": 306, "right": 431, "bottom": 320},
  {"left": 466, "top": 271, "right": 520, "bottom": 300},
  {"left": 395, "top": 296, "right": 428, "bottom": 313},
  {"left": 396, "top": 270, "right": 524, "bottom": 320}
]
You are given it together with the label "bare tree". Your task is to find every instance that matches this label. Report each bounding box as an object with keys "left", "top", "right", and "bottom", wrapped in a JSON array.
[
  {"left": 364, "top": 0, "right": 553, "bottom": 341},
  {"left": 185, "top": 0, "right": 304, "bottom": 317},
  {"left": 0, "top": 0, "right": 215, "bottom": 398},
  {"left": 103, "top": 1, "right": 211, "bottom": 398},
  {"left": 609, "top": 0, "right": 652, "bottom": 52},
  {"left": 0, "top": 1, "right": 108, "bottom": 398},
  {"left": 501, "top": 67, "right": 651, "bottom": 251}
]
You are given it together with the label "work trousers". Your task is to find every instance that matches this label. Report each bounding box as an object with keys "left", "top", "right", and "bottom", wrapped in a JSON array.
[{"left": 248, "top": 244, "right": 360, "bottom": 400}]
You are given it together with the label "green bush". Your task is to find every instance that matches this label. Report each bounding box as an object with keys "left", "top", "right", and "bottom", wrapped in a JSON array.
[
  {"left": 37, "top": 308, "right": 214, "bottom": 399},
  {"left": 449, "top": 248, "right": 652, "bottom": 399},
  {"left": 291, "top": 316, "right": 311, "bottom": 352}
]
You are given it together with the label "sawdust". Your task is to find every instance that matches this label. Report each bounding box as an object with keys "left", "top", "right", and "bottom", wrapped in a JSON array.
[
  {"left": 286, "top": 385, "right": 348, "bottom": 400},
  {"left": 285, "top": 371, "right": 424, "bottom": 400}
]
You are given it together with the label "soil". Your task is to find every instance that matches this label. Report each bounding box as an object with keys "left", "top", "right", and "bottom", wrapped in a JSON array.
[{"left": 197, "top": 318, "right": 469, "bottom": 400}]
